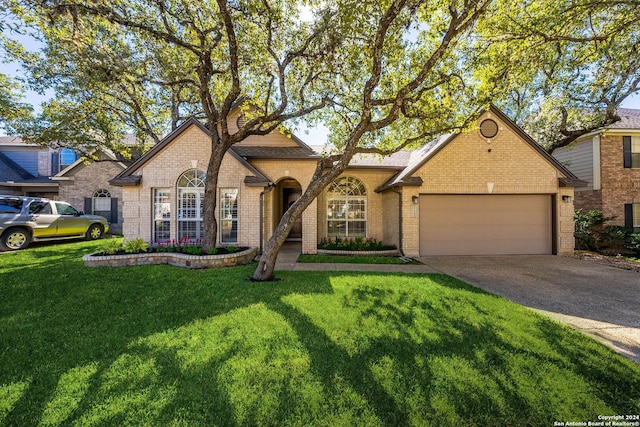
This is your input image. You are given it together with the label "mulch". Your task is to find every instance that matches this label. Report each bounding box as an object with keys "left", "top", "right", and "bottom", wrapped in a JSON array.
[{"left": 572, "top": 251, "right": 640, "bottom": 273}]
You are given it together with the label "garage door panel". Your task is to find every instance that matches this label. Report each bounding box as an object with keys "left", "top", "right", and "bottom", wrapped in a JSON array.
[{"left": 420, "top": 195, "right": 552, "bottom": 256}]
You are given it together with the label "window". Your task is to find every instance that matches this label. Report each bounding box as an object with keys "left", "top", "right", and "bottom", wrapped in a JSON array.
[
  {"left": 29, "top": 201, "right": 51, "bottom": 215},
  {"left": 153, "top": 189, "right": 171, "bottom": 242},
  {"left": 623, "top": 136, "right": 640, "bottom": 168},
  {"left": 177, "top": 169, "right": 206, "bottom": 241},
  {"left": 220, "top": 188, "right": 238, "bottom": 243},
  {"left": 55, "top": 202, "right": 79, "bottom": 216},
  {"left": 625, "top": 204, "right": 640, "bottom": 230},
  {"left": 327, "top": 176, "right": 367, "bottom": 238},
  {"left": 93, "top": 189, "right": 111, "bottom": 219}
]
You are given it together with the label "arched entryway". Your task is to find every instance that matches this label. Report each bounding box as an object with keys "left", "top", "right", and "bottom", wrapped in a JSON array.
[{"left": 274, "top": 178, "right": 302, "bottom": 241}]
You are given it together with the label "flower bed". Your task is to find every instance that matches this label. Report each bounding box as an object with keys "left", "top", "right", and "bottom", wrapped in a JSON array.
[
  {"left": 317, "top": 237, "right": 399, "bottom": 256},
  {"left": 84, "top": 246, "right": 257, "bottom": 269}
]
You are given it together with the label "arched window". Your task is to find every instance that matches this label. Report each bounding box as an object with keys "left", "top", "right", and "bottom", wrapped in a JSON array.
[
  {"left": 327, "top": 176, "right": 367, "bottom": 237},
  {"left": 92, "top": 189, "right": 111, "bottom": 220},
  {"left": 177, "top": 169, "right": 206, "bottom": 241}
]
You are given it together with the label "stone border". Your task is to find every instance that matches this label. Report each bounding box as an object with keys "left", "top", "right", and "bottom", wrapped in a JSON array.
[
  {"left": 83, "top": 247, "right": 258, "bottom": 269},
  {"left": 317, "top": 248, "right": 399, "bottom": 256}
]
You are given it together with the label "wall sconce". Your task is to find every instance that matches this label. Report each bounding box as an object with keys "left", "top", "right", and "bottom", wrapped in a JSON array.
[
  {"left": 562, "top": 195, "right": 572, "bottom": 203},
  {"left": 191, "top": 159, "right": 198, "bottom": 168},
  {"left": 487, "top": 182, "right": 494, "bottom": 193},
  {"left": 412, "top": 195, "right": 419, "bottom": 204}
]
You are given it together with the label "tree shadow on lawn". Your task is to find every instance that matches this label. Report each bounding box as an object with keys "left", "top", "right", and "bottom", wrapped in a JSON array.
[{"left": 1, "top": 250, "right": 639, "bottom": 425}]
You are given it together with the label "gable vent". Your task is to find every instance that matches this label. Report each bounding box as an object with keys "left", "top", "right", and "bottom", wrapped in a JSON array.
[
  {"left": 480, "top": 119, "right": 499, "bottom": 139},
  {"left": 237, "top": 114, "right": 248, "bottom": 129}
]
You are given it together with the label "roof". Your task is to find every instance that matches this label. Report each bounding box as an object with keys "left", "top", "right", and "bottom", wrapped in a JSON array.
[
  {"left": 0, "top": 151, "right": 35, "bottom": 182},
  {"left": 232, "top": 146, "right": 319, "bottom": 160},
  {"left": 376, "top": 105, "right": 583, "bottom": 192},
  {"left": 110, "top": 117, "right": 274, "bottom": 186},
  {"left": 608, "top": 108, "right": 640, "bottom": 130}
]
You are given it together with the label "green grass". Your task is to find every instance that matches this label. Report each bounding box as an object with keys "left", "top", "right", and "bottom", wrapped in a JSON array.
[
  {"left": 298, "top": 254, "right": 422, "bottom": 264},
  {"left": 1, "top": 240, "right": 639, "bottom": 426}
]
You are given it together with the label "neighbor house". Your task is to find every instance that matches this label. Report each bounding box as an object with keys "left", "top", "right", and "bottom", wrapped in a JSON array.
[
  {"left": 552, "top": 108, "right": 640, "bottom": 230},
  {"left": 111, "top": 105, "right": 581, "bottom": 257},
  {"left": 0, "top": 136, "right": 76, "bottom": 197},
  {"left": 1, "top": 135, "right": 148, "bottom": 234}
]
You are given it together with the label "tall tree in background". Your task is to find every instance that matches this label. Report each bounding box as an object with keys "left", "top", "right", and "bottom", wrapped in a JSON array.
[
  {"left": 0, "top": 72, "right": 32, "bottom": 133},
  {"left": 480, "top": 0, "right": 640, "bottom": 152}
]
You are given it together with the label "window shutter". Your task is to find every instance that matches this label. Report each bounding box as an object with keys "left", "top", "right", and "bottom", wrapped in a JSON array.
[
  {"left": 84, "top": 197, "right": 92, "bottom": 215},
  {"left": 110, "top": 198, "right": 119, "bottom": 223},
  {"left": 625, "top": 204, "right": 634, "bottom": 229},
  {"left": 623, "top": 136, "right": 632, "bottom": 168}
]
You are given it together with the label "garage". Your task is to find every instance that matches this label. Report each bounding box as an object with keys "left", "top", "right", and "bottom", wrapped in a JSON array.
[{"left": 419, "top": 194, "right": 553, "bottom": 256}]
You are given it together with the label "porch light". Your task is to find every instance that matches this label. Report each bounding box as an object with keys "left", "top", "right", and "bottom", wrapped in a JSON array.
[
  {"left": 412, "top": 195, "right": 419, "bottom": 204},
  {"left": 562, "top": 195, "right": 572, "bottom": 203}
]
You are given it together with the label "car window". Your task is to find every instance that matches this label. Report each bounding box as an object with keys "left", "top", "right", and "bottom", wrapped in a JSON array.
[
  {"left": 29, "top": 201, "right": 52, "bottom": 215},
  {"left": 0, "top": 199, "right": 23, "bottom": 214},
  {"left": 55, "top": 202, "right": 78, "bottom": 216}
]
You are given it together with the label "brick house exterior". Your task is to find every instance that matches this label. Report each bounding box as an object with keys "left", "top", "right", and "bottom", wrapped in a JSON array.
[
  {"left": 53, "top": 151, "right": 128, "bottom": 234},
  {"left": 553, "top": 108, "right": 640, "bottom": 230},
  {"left": 112, "top": 105, "right": 580, "bottom": 256}
]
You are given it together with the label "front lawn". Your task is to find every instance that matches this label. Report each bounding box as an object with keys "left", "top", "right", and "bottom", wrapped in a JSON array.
[{"left": 1, "top": 241, "right": 639, "bottom": 426}]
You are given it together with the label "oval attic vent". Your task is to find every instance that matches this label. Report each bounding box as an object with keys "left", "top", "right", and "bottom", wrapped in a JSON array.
[{"left": 479, "top": 119, "right": 499, "bottom": 139}]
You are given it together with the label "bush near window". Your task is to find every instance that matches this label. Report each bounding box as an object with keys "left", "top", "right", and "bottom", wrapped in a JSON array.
[
  {"left": 318, "top": 236, "right": 396, "bottom": 251},
  {"left": 98, "top": 237, "right": 245, "bottom": 256},
  {"left": 574, "top": 209, "right": 640, "bottom": 255}
]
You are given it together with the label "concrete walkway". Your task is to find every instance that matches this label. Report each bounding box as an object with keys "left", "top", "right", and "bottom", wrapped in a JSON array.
[{"left": 274, "top": 245, "right": 640, "bottom": 364}]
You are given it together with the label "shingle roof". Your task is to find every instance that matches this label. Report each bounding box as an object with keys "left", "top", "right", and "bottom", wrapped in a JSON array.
[
  {"left": 609, "top": 108, "right": 640, "bottom": 129},
  {"left": 231, "top": 146, "right": 319, "bottom": 159}
]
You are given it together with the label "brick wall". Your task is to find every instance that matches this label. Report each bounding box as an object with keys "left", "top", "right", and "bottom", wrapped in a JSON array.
[
  {"left": 404, "top": 110, "right": 575, "bottom": 255},
  {"left": 599, "top": 134, "right": 640, "bottom": 225},
  {"left": 58, "top": 160, "right": 125, "bottom": 234}
]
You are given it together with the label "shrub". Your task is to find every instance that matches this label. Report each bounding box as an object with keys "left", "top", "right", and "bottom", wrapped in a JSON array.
[
  {"left": 225, "top": 245, "right": 237, "bottom": 253},
  {"left": 574, "top": 209, "right": 634, "bottom": 254},
  {"left": 102, "top": 239, "right": 123, "bottom": 254},
  {"left": 123, "top": 238, "right": 149, "bottom": 254},
  {"left": 207, "top": 247, "right": 219, "bottom": 255},
  {"left": 627, "top": 232, "right": 640, "bottom": 255},
  {"left": 318, "top": 237, "right": 396, "bottom": 251}
]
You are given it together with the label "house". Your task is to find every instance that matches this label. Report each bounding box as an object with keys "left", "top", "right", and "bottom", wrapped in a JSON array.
[
  {"left": 52, "top": 149, "right": 130, "bottom": 234},
  {"left": 1, "top": 135, "right": 146, "bottom": 234},
  {"left": 552, "top": 108, "right": 640, "bottom": 230},
  {"left": 111, "top": 105, "right": 580, "bottom": 257},
  {"left": 0, "top": 136, "right": 74, "bottom": 197}
]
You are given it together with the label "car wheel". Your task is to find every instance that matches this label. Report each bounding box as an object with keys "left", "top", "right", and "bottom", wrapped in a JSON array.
[
  {"left": 85, "top": 224, "right": 104, "bottom": 240},
  {"left": 1, "top": 228, "right": 31, "bottom": 251}
]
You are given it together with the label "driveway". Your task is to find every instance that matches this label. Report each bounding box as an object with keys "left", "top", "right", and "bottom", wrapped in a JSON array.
[{"left": 420, "top": 255, "right": 640, "bottom": 364}]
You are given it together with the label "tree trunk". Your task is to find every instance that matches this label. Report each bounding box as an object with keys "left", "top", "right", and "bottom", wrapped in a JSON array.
[
  {"left": 201, "top": 140, "right": 226, "bottom": 252},
  {"left": 252, "top": 160, "right": 351, "bottom": 281}
]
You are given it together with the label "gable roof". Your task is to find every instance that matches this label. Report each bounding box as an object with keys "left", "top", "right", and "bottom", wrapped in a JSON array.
[
  {"left": 110, "top": 117, "right": 273, "bottom": 186},
  {"left": 0, "top": 151, "right": 35, "bottom": 182},
  {"left": 376, "top": 105, "right": 583, "bottom": 192},
  {"left": 53, "top": 149, "right": 128, "bottom": 180}
]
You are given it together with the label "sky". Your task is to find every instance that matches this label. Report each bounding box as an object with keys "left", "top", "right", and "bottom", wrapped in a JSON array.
[{"left": 2, "top": 25, "right": 640, "bottom": 145}]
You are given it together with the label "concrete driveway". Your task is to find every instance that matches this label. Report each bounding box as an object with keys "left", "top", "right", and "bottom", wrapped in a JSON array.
[{"left": 420, "top": 255, "right": 640, "bottom": 364}]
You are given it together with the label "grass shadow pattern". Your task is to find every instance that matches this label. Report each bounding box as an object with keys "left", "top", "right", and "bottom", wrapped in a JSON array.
[{"left": 1, "top": 241, "right": 639, "bottom": 426}]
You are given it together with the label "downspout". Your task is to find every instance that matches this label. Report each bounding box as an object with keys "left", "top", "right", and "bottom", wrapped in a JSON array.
[
  {"left": 259, "top": 184, "right": 274, "bottom": 254},
  {"left": 391, "top": 188, "right": 405, "bottom": 257}
]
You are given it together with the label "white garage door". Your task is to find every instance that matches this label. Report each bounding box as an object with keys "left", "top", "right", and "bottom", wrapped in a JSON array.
[{"left": 419, "top": 195, "right": 552, "bottom": 256}]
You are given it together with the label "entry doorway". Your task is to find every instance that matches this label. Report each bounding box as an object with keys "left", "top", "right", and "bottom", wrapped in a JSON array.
[{"left": 276, "top": 179, "right": 302, "bottom": 241}]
